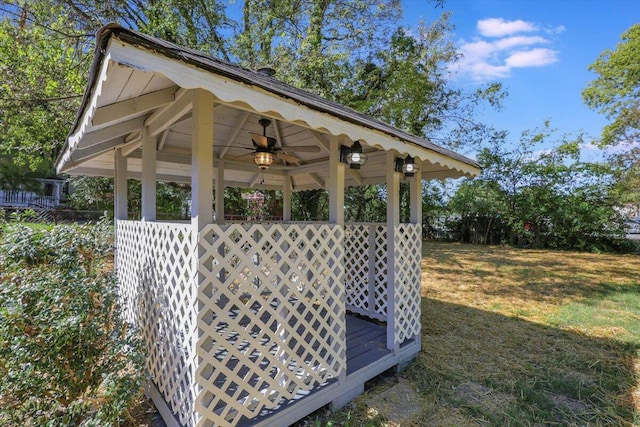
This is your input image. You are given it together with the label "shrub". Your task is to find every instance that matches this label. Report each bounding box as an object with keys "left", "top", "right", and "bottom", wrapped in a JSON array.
[{"left": 0, "top": 220, "right": 145, "bottom": 426}]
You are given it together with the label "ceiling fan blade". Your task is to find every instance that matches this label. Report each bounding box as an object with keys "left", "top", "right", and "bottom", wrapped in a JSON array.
[
  {"left": 277, "top": 153, "right": 301, "bottom": 164},
  {"left": 280, "top": 145, "right": 321, "bottom": 153},
  {"left": 250, "top": 134, "right": 269, "bottom": 148},
  {"left": 230, "top": 152, "right": 256, "bottom": 161}
]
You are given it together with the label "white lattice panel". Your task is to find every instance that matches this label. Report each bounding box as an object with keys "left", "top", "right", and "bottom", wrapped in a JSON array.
[
  {"left": 393, "top": 224, "right": 422, "bottom": 345},
  {"left": 195, "top": 223, "right": 345, "bottom": 426},
  {"left": 373, "top": 226, "right": 388, "bottom": 317},
  {"left": 116, "top": 221, "right": 198, "bottom": 426},
  {"left": 344, "top": 224, "right": 370, "bottom": 311}
]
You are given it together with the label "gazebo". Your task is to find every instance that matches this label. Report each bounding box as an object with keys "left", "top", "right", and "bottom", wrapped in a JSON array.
[{"left": 56, "top": 24, "right": 480, "bottom": 427}]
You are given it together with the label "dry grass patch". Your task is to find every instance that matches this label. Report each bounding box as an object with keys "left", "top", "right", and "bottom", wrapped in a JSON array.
[
  {"left": 409, "top": 241, "right": 640, "bottom": 426},
  {"left": 422, "top": 242, "right": 640, "bottom": 324},
  {"left": 300, "top": 242, "right": 640, "bottom": 426}
]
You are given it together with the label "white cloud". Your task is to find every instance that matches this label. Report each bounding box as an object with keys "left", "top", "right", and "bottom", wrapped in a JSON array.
[
  {"left": 455, "top": 18, "right": 562, "bottom": 82},
  {"left": 493, "top": 36, "right": 548, "bottom": 50},
  {"left": 505, "top": 48, "right": 558, "bottom": 67},
  {"left": 547, "top": 25, "right": 566, "bottom": 35},
  {"left": 477, "top": 18, "right": 537, "bottom": 37}
]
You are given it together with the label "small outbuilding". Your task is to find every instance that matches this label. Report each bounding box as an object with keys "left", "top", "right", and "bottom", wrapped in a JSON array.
[{"left": 56, "top": 24, "right": 480, "bottom": 427}]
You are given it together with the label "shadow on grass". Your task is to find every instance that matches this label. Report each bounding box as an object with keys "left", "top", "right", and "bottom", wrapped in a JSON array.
[{"left": 405, "top": 297, "right": 639, "bottom": 427}]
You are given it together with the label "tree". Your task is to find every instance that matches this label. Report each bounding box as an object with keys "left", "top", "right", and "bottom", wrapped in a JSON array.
[
  {"left": 448, "top": 124, "right": 631, "bottom": 251},
  {"left": 342, "top": 15, "right": 505, "bottom": 150},
  {"left": 583, "top": 24, "right": 640, "bottom": 147},
  {"left": 583, "top": 24, "right": 640, "bottom": 208},
  {"left": 0, "top": 3, "right": 88, "bottom": 177}
]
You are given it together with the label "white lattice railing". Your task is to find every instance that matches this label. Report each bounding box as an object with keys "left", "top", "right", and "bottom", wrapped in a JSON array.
[
  {"left": 116, "top": 220, "right": 419, "bottom": 427},
  {"left": 393, "top": 224, "right": 422, "bottom": 344},
  {"left": 116, "top": 220, "right": 198, "bottom": 427},
  {"left": 344, "top": 224, "right": 387, "bottom": 321},
  {"left": 195, "top": 223, "right": 346, "bottom": 426},
  {"left": 345, "top": 223, "right": 422, "bottom": 347}
]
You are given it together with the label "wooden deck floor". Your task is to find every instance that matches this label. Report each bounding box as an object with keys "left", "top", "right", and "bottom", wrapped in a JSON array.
[
  {"left": 346, "top": 314, "right": 390, "bottom": 375},
  {"left": 236, "top": 314, "right": 391, "bottom": 426}
]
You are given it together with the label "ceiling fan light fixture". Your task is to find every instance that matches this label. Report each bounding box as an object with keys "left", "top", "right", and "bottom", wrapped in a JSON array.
[{"left": 254, "top": 150, "right": 274, "bottom": 169}]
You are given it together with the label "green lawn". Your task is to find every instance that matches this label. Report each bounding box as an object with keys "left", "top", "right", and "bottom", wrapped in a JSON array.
[{"left": 301, "top": 241, "right": 640, "bottom": 426}]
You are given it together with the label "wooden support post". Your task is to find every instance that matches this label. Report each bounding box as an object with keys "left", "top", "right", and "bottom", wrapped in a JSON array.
[
  {"left": 191, "top": 89, "right": 214, "bottom": 231},
  {"left": 386, "top": 151, "right": 400, "bottom": 352},
  {"left": 328, "top": 135, "right": 347, "bottom": 386},
  {"left": 215, "top": 159, "right": 225, "bottom": 224},
  {"left": 114, "top": 147, "right": 128, "bottom": 270},
  {"left": 329, "top": 136, "right": 345, "bottom": 226},
  {"left": 283, "top": 173, "right": 291, "bottom": 222},
  {"left": 141, "top": 128, "right": 157, "bottom": 221},
  {"left": 114, "top": 148, "right": 128, "bottom": 221},
  {"left": 410, "top": 164, "right": 422, "bottom": 226}
]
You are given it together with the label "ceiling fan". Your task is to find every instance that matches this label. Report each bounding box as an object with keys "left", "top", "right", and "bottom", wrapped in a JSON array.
[{"left": 235, "top": 118, "right": 320, "bottom": 169}]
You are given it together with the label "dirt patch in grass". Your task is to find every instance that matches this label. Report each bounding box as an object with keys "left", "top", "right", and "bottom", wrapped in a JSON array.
[{"left": 364, "top": 378, "right": 422, "bottom": 425}]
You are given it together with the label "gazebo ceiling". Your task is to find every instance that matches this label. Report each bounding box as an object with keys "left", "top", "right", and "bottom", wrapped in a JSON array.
[{"left": 56, "top": 24, "right": 481, "bottom": 190}]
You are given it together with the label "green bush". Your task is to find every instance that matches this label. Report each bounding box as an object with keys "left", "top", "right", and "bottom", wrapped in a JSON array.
[{"left": 0, "top": 220, "right": 145, "bottom": 426}]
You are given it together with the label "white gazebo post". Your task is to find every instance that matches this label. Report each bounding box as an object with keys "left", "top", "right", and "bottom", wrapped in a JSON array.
[
  {"left": 191, "top": 90, "right": 214, "bottom": 231},
  {"left": 409, "top": 161, "right": 422, "bottom": 349},
  {"left": 114, "top": 147, "right": 128, "bottom": 222},
  {"left": 215, "top": 158, "right": 225, "bottom": 224},
  {"left": 386, "top": 151, "right": 400, "bottom": 352},
  {"left": 329, "top": 136, "right": 345, "bottom": 226},
  {"left": 190, "top": 89, "right": 214, "bottom": 426},
  {"left": 283, "top": 173, "right": 291, "bottom": 222},
  {"left": 141, "top": 128, "right": 157, "bottom": 221},
  {"left": 409, "top": 160, "right": 422, "bottom": 226},
  {"left": 114, "top": 147, "right": 128, "bottom": 268},
  {"left": 328, "top": 135, "right": 349, "bottom": 406}
]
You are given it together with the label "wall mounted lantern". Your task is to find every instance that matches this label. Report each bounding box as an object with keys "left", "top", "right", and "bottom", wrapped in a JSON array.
[
  {"left": 395, "top": 155, "right": 420, "bottom": 178},
  {"left": 340, "top": 140, "right": 367, "bottom": 169}
]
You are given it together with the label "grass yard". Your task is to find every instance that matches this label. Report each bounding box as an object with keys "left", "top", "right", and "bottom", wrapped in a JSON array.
[{"left": 311, "top": 241, "right": 640, "bottom": 427}]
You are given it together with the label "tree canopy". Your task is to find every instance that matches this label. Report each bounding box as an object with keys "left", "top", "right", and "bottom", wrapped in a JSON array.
[
  {"left": 583, "top": 24, "right": 640, "bottom": 147},
  {"left": 583, "top": 23, "right": 640, "bottom": 209}
]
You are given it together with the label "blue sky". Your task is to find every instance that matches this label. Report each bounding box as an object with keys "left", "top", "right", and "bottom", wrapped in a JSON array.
[{"left": 403, "top": 0, "right": 639, "bottom": 157}]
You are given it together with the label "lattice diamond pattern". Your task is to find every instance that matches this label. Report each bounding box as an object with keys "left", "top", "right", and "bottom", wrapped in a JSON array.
[
  {"left": 393, "top": 224, "right": 422, "bottom": 344},
  {"left": 344, "top": 225, "right": 370, "bottom": 311},
  {"left": 373, "top": 226, "right": 388, "bottom": 317},
  {"left": 195, "top": 223, "right": 345, "bottom": 426},
  {"left": 116, "top": 221, "right": 197, "bottom": 426}
]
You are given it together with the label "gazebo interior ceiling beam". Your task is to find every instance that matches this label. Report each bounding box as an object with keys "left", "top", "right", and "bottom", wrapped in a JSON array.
[
  {"left": 273, "top": 118, "right": 284, "bottom": 148},
  {"left": 70, "top": 136, "right": 126, "bottom": 163},
  {"left": 219, "top": 111, "right": 251, "bottom": 159},
  {"left": 348, "top": 168, "right": 363, "bottom": 185},
  {"left": 309, "top": 173, "right": 325, "bottom": 188},
  {"left": 307, "top": 129, "right": 330, "bottom": 152},
  {"left": 92, "top": 86, "right": 179, "bottom": 126},
  {"left": 77, "top": 116, "right": 146, "bottom": 149},
  {"left": 156, "top": 130, "right": 169, "bottom": 151},
  {"left": 120, "top": 137, "right": 143, "bottom": 157},
  {"left": 248, "top": 174, "right": 261, "bottom": 188},
  {"left": 145, "top": 88, "right": 194, "bottom": 136}
]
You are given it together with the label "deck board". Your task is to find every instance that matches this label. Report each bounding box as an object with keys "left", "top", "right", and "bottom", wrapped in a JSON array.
[{"left": 346, "top": 315, "right": 390, "bottom": 375}]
